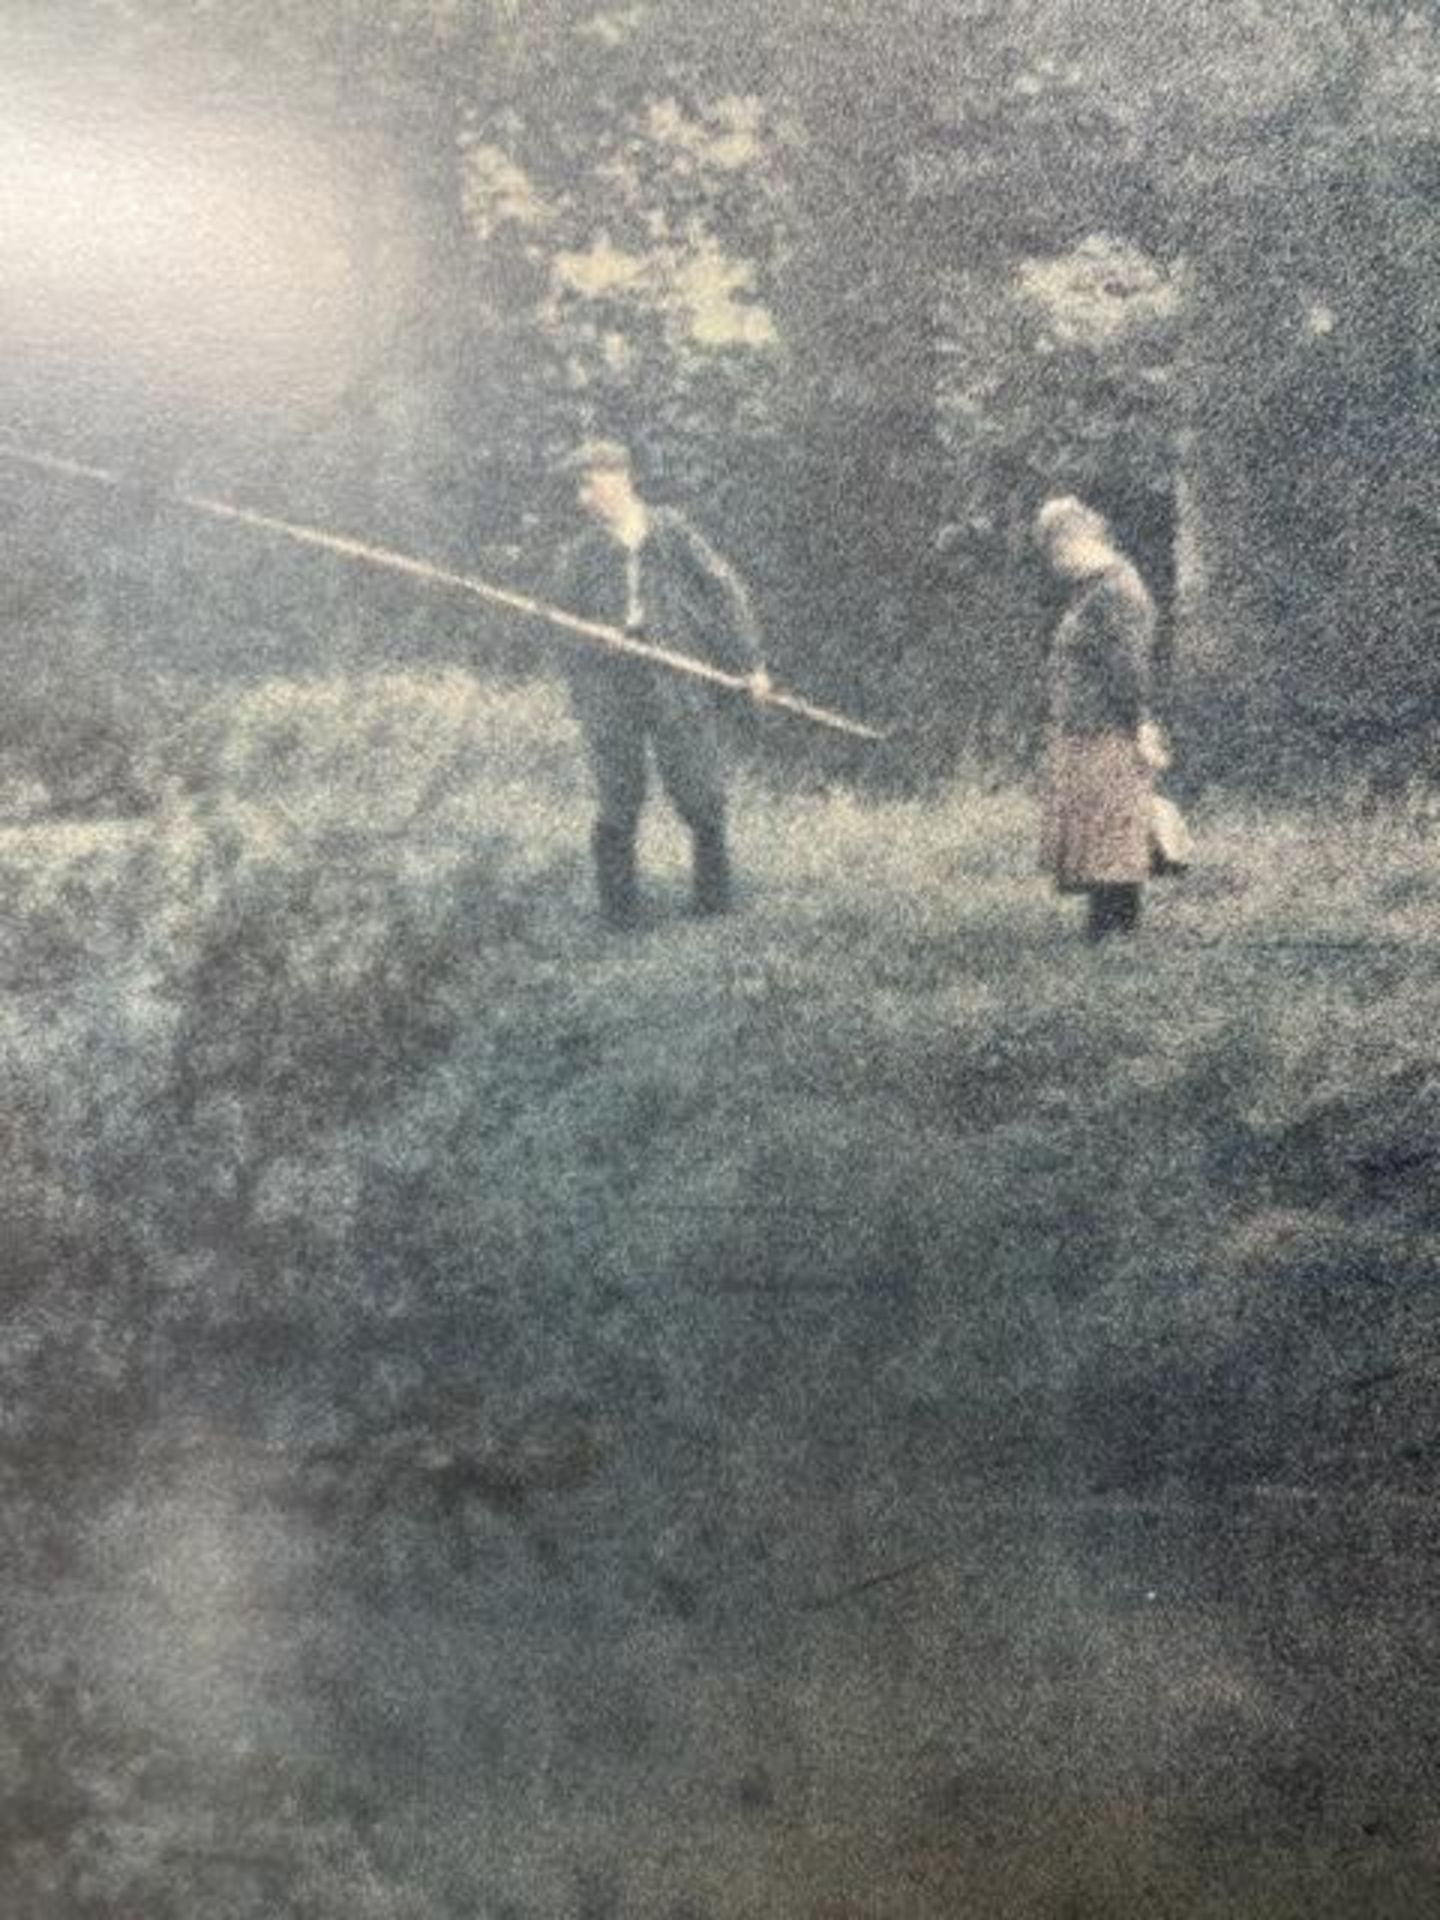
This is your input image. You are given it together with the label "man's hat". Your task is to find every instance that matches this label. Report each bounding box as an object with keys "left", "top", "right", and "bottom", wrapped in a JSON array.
[{"left": 1033, "top": 494, "right": 1109, "bottom": 548}]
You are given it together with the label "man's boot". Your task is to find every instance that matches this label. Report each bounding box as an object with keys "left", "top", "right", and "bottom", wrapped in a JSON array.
[
  {"left": 691, "top": 821, "right": 733, "bottom": 916},
  {"left": 592, "top": 821, "right": 640, "bottom": 930}
]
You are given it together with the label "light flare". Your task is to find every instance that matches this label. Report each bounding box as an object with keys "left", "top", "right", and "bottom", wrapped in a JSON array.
[{"left": 0, "top": 99, "right": 368, "bottom": 428}]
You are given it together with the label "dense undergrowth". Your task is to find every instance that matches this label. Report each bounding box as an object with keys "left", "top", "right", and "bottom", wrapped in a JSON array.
[{"left": 4, "top": 670, "right": 1440, "bottom": 1917}]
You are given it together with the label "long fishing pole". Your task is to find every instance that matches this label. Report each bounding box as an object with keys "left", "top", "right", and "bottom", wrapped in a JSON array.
[{"left": 0, "top": 444, "right": 890, "bottom": 742}]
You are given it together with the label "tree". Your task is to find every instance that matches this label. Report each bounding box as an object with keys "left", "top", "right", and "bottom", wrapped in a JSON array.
[{"left": 8, "top": 0, "right": 1440, "bottom": 785}]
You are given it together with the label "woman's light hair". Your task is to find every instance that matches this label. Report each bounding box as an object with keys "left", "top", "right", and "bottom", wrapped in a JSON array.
[
  {"left": 1033, "top": 495, "right": 1111, "bottom": 550},
  {"left": 561, "top": 438, "right": 632, "bottom": 478}
]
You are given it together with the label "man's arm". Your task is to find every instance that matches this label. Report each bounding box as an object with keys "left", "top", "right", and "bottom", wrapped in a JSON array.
[{"left": 668, "top": 512, "right": 767, "bottom": 686}]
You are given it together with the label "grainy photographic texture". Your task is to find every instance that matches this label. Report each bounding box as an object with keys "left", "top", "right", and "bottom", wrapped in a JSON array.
[{"left": 3, "top": 4, "right": 1440, "bottom": 1915}]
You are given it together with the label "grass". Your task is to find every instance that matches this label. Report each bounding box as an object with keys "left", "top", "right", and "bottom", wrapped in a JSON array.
[{"left": 3, "top": 669, "right": 1440, "bottom": 1916}]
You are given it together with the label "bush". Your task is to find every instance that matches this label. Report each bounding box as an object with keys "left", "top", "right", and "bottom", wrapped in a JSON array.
[{"left": 6, "top": 671, "right": 1440, "bottom": 1910}]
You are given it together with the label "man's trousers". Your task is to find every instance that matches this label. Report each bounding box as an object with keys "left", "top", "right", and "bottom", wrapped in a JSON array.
[{"left": 571, "top": 657, "right": 728, "bottom": 839}]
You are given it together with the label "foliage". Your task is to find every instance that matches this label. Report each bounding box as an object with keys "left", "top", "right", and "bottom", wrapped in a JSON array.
[
  {"left": 6, "top": 0, "right": 1440, "bottom": 784},
  {"left": 5, "top": 675, "right": 1440, "bottom": 1907}
]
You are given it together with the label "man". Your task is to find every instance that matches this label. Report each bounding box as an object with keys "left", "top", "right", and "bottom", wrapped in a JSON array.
[{"left": 553, "top": 440, "right": 771, "bottom": 929}]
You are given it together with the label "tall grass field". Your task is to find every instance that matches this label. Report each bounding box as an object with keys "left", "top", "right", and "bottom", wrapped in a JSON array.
[{"left": 4, "top": 670, "right": 1440, "bottom": 1917}]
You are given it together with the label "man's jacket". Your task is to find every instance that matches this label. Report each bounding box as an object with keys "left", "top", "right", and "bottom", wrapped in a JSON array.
[{"left": 552, "top": 507, "right": 762, "bottom": 681}]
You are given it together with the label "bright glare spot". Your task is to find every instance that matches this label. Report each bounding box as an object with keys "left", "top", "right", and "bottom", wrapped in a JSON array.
[
  {"left": 553, "top": 231, "right": 776, "bottom": 349},
  {"left": 647, "top": 95, "right": 764, "bottom": 171},
  {"left": 553, "top": 234, "right": 648, "bottom": 298},
  {"left": 153, "top": 1499, "right": 245, "bottom": 1652},
  {"left": 93, "top": 1457, "right": 311, "bottom": 1759},
  {"left": 1018, "top": 234, "right": 1179, "bottom": 349},
  {"left": 461, "top": 141, "right": 553, "bottom": 241},
  {"left": 676, "top": 246, "right": 777, "bottom": 348},
  {"left": 0, "top": 101, "right": 367, "bottom": 430}
]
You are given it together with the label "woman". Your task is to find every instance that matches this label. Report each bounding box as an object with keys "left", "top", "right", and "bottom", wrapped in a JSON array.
[{"left": 1034, "top": 495, "right": 1165, "bottom": 942}]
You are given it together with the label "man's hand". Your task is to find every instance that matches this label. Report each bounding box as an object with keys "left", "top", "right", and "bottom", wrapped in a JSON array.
[{"left": 1137, "top": 718, "right": 1171, "bottom": 772}]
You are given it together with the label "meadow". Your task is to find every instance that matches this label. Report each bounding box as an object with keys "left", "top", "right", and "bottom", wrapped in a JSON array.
[{"left": 3, "top": 670, "right": 1440, "bottom": 1917}]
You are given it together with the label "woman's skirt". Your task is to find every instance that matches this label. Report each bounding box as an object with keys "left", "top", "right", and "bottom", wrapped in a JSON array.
[{"left": 1040, "top": 729, "right": 1152, "bottom": 893}]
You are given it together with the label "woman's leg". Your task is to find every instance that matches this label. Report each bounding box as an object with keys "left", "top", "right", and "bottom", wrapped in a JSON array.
[{"left": 1086, "top": 884, "right": 1141, "bottom": 941}]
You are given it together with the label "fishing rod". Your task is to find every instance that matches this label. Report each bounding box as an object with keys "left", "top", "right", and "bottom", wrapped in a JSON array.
[{"left": 0, "top": 444, "right": 890, "bottom": 742}]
